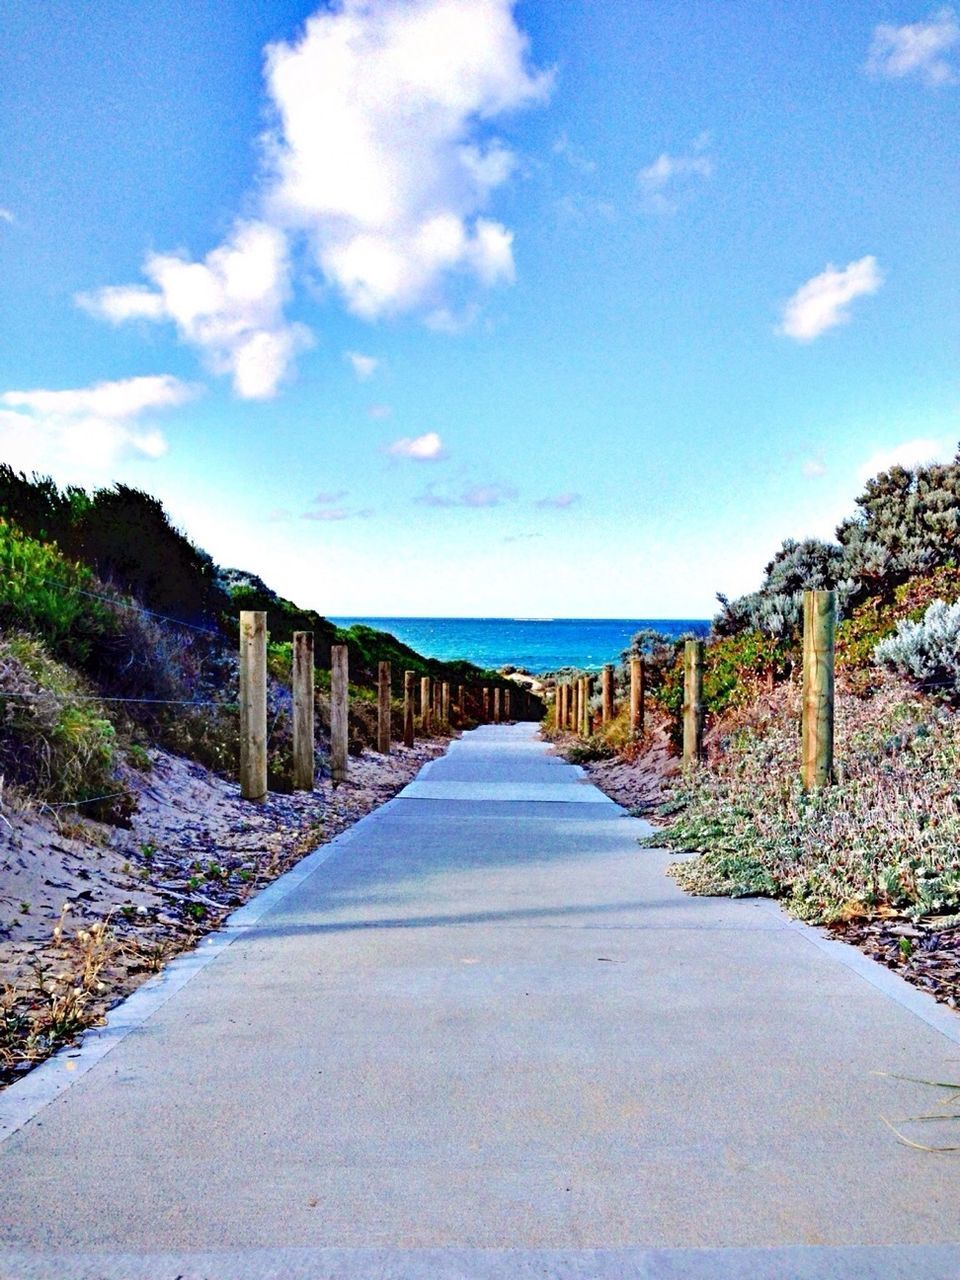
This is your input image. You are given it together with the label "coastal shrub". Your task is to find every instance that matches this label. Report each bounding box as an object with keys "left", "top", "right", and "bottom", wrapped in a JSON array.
[
  {"left": 875, "top": 600, "right": 960, "bottom": 694},
  {"left": 651, "top": 680, "right": 960, "bottom": 923},
  {"left": 0, "top": 634, "right": 132, "bottom": 819}
]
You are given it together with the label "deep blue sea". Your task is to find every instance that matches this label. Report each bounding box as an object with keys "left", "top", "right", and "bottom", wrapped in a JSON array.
[{"left": 330, "top": 617, "right": 710, "bottom": 675}]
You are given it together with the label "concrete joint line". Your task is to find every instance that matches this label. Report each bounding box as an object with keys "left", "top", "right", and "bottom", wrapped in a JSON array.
[{"left": 0, "top": 796, "right": 403, "bottom": 1145}]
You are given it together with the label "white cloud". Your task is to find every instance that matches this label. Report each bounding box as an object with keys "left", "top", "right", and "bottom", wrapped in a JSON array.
[
  {"left": 0, "top": 374, "right": 197, "bottom": 481},
  {"left": 778, "top": 256, "right": 884, "bottom": 342},
  {"left": 416, "top": 480, "right": 513, "bottom": 507},
  {"left": 262, "top": 0, "right": 551, "bottom": 321},
  {"left": 857, "top": 436, "right": 954, "bottom": 482},
  {"left": 552, "top": 131, "right": 596, "bottom": 174},
  {"left": 346, "top": 352, "right": 378, "bottom": 380},
  {"left": 0, "top": 208, "right": 14, "bottom": 225},
  {"left": 535, "top": 491, "right": 581, "bottom": 508},
  {"left": 866, "top": 7, "right": 959, "bottom": 86},
  {"left": 386, "top": 431, "right": 445, "bottom": 460},
  {"left": 638, "top": 134, "right": 713, "bottom": 213},
  {"left": 802, "top": 459, "right": 827, "bottom": 479},
  {"left": 78, "top": 221, "right": 312, "bottom": 400}
]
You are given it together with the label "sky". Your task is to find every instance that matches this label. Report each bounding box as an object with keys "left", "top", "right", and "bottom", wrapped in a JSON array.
[{"left": 0, "top": 0, "right": 958, "bottom": 619}]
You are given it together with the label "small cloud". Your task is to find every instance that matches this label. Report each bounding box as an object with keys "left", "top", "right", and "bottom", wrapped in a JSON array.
[
  {"left": 555, "top": 195, "right": 616, "bottom": 225},
  {"left": 503, "top": 532, "right": 543, "bottom": 544},
  {"left": 638, "top": 135, "right": 713, "bottom": 213},
  {"left": 415, "top": 481, "right": 515, "bottom": 509},
  {"left": 0, "top": 208, "right": 14, "bottom": 225},
  {"left": 302, "top": 506, "right": 351, "bottom": 521},
  {"left": 866, "top": 7, "right": 959, "bottom": 86},
  {"left": 368, "top": 404, "right": 392, "bottom": 420},
  {"left": 857, "top": 437, "right": 953, "bottom": 482},
  {"left": 535, "top": 491, "right": 581, "bottom": 509},
  {"left": 552, "top": 131, "right": 596, "bottom": 174},
  {"left": 802, "top": 459, "right": 827, "bottom": 479},
  {"left": 386, "top": 431, "right": 445, "bottom": 461},
  {"left": 346, "top": 352, "right": 378, "bottom": 381},
  {"left": 0, "top": 374, "right": 198, "bottom": 483},
  {"left": 778, "top": 256, "right": 884, "bottom": 342},
  {"left": 313, "top": 489, "right": 347, "bottom": 504}
]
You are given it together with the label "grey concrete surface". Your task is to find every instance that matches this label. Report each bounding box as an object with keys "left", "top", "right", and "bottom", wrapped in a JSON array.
[{"left": 1, "top": 722, "right": 959, "bottom": 1279}]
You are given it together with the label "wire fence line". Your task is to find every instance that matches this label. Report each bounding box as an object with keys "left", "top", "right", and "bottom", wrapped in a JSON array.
[{"left": 37, "top": 577, "right": 222, "bottom": 637}]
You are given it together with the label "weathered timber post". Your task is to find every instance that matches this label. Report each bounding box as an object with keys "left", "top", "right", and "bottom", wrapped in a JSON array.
[
  {"left": 504, "top": 687, "right": 511, "bottom": 721},
  {"left": 482, "top": 687, "right": 490, "bottom": 721},
  {"left": 580, "top": 675, "right": 591, "bottom": 737},
  {"left": 421, "top": 676, "right": 432, "bottom": 732},
  {"left": 403, "top": 670, "right": 416, "bottom": 747},
  {"left": 572, "top": 681, "right": 580, "bottom": 736},
  {"left": 556, "top": 684, "right": 564, "bottom": 730},
  {"left": 433, "top": 681, "right": 442, "bottom": 723},
  {"left": 566, "top": 682, "right": 574, "bottom": 731},
  {"left": 292, "top": 630, "right": 315, "bottom": 791},
  {"left": 457, "top": 684, "right": 465, "bottom": 719},
  {"left": 602, "top": 664, "right": 615, "bottom": 724},
  {"left": 682, "top": 639, "right": 704, "bottom": 766},
  {"left": 630, "top": 656, "right": 645, "bottom": 738},
  {"left": 493, "top": 687, "right": 502, "bottom": 723},
  {"left": 377, "top": 660, "right": 391, "bottom": 755},
  {"left": 240, "top": 611, "right": 268, "bottom": 801},
  {"left": 802, "top": 589, "right": 836, "bottom": 790},
  {"left": 330, "top": 643, "right": 349, "bottom": 784},
  {"left": 441, "top": 681, "right": 450, "bottom": 724}
]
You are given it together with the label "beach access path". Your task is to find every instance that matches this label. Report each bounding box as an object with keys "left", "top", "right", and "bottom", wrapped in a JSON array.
[{"left": 1, "top": 722, "right": 959, "bottom": 1279}]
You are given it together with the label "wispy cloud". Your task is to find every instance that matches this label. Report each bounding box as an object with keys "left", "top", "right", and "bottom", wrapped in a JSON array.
[
  {"left": 0, "top": 374, "right": 198, "bottom": 481},
  {"left": 0, "top": 208, "right": 14, "bottom": 225},
  {"left": 778, "top": 256, "right": 884, "bottom": 342},
  {"left": 802, "top": 459, "right": 827, "bottom": 479},
  {"left": 368, "top": 403, "right": 392, "bottom": 421},
  {"left": 552, "top": 131, "right": 596, "bottom": 174},
  {"left": 535, "top": 491, "right": 581, "bottom": 509},
  {"left": 416, "top": 481, "right": 514, "bottom": 508},
  {"left": 302, "top": 489, "right": 372, "bottom": 521},
  {"left": 857, "top": 437, "right": 953, "bottom": 482},
  {"left": 313, "top": 489, "right": 347, "bottom": 504},
  {"left": 77, "top": 221, "right": 312, "bottom": 400},
  {"left": 866, "top": 7, "right": 959, "bottom": 86},
  {"left": 386, "top": 432, "right": 445, "bottom": 461},
  {"left": 80, "top": 0, "right": 550, "bottom": 395},
  {"left": 638, "top": 133, "right": 713, "bottom": 213},
  {"left": 346, "top": 352, "right": 378, "bottom": 381},
  {"left": 503, "top": 532, "right": 543, "bottom": 543}
]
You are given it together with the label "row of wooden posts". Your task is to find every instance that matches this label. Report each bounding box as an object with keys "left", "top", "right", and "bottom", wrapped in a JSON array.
[
  {"left": 238, "top": 611, "right": 534, "bottom": 802},
  {"left": 553, "top": 589, "right": 836, "bottom": 792}
]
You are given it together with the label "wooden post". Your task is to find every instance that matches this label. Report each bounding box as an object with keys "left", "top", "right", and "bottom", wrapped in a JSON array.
[
  {"left": 682, "top": 639, "right": 704, "bottom": 766},
  {"left": 330, "top": 643, "right": 349, "bottom": 784},
  {"left": 493, "top": 687, "right": 501, "bottom": 723},
  {"left": 403, "top": 670, "right": 415, "bottom": 747},
  {"left": 630, "top": 655, "right": 645, "bottom": 738},
  {"left": 441, "top": 681, "right": 450, "bottom": 724},
  {"left": 572, "top": 681, "right": 580, "bottom": 736},
  {"left": 504, "top": 687, "right": 511, "bottom": 721},
  {"left": 457, "top": 684, "right": 465, "bottom": 719},
  {"left": 292, "top": 630, "right": 315, "bottom": 791},
  {"left": 802, "top": 589, "right": 836, "bottom": 790},
  {"left": 421, "top": 676, "right": 432, "bottom": 731},
  {"left": 482, "top": 687, "right": 490, "bottom": 721},
  {"left": 377, "top": 660, "right": 391, "bottom": 755},
  {"left": 239, "top": 611, "right": 268, "bottom": 801},
  {"left": 565, "top": 682, "right": 573, "bottom": 731},
  {"left": 602, "top": 664, "right": 614, "bottom": 724}
]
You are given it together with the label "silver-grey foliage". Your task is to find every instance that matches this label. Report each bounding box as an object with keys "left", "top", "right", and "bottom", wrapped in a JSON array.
[{"left": 874, "top": 599, "right": 960, "bottom": 692}]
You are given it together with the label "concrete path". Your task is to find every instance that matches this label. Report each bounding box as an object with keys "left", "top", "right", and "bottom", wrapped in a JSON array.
[{"left": 2, "top": 723, "right": 960, "bottom": 1279}]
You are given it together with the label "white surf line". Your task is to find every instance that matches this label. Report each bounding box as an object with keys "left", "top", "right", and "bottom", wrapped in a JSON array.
[{"left": 0, "top": 796, "right": 404, "bottom": 1146}]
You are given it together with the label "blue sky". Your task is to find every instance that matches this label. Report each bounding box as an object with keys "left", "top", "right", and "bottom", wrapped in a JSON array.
[{"left": 1, "top": 0, "right": 958, "bottom": 618}]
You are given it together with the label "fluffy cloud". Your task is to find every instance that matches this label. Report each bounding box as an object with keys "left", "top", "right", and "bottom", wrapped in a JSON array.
[
  {"left": 638, "top": 134, "right": 713, "bottom": 213},
  {"left": 81, "top": 2, "right": 549, "bottom": 397},
  {"left": 535, "top": 491, "right": 580, "bottom": 509},
  {"left": 866, "top": 7, "right": 959, "bottom": 86},
  {"left": 78, "top": 221, "right": 312, "bottom": 400},
  {"left": 778, "top": 256, "right": 884, "bottom": 342},
  {"left": 263, "top": 0, "right": 550, "bottom": 318},
  {"left": 857, "top": 437, "right": 954, "bottom": 482},
  {"left": 386, "top": 431, "right": 445, "bottom": 460},
  {"left": 0, "top": 375, "right": 197, "bottom": 481},
  {"left": 346, "top": 352, "right": 378, "bottom": 380}
]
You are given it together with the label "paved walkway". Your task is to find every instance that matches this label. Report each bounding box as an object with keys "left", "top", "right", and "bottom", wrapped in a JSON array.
[{"left": 1, "top": 723, "right": 960, "bottom": 1278}]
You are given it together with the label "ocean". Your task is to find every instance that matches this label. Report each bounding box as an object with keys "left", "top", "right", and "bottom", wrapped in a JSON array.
[{"left": 330, "top": 617, "right": 710, "bottom": 675}]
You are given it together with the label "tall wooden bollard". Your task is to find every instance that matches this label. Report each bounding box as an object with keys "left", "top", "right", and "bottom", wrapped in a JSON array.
[
  {"left": 602, "top": 664, "right": 615, "bottom": 724},
  {"left": 482, "top": 687, "right": 490, "bottom": 721},
  {"left": 630, "top": 655, "right": 645, "bottom": 738},
  {"left": 580, "top": 675, "right": 590, "bottom": 737},
  {"left": 403, "top": 670, "right": 415, "bottom": 747},
  {"left": 292, "top": 630, "right": 315, "bottom": 791},
  {"left": 441, "top": 681, "right": 450, "bottom": 724},
  {"left": 377, "top": 660, "right": 391, "bottom": 755},
  {"left": 566, "top": 682, "right": 574, "bottom": 731},
  {"left": 682, "top": 639, "right": 704, "bottom": 766},
  {"left": 572, "top": 680, "right": 580, "bottom": 736},
  {"left": 330, "top": 643, "right": 349, "bottom": 784},
  {"left": 802, "top": 589, "right": 836, "bottom": 790},
  {"left": 493, "top": 687, "right": 502, "bottom": 723},
  {"left": 556, "top": 684, "right": 565, "bottom": 730},
  {"left": 504, "top": 687, "right": 511, "bottom": 721},
  {"left": 240, "top": 611, "right": 268, "bottom": 801},
  {"left": 421, "top": 676, "right": 432, "bottom": 731}
]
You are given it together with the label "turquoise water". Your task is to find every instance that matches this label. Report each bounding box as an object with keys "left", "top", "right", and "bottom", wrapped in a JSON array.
[{"left": 330, "top": 617, "right": 710, "bottom": 675}]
